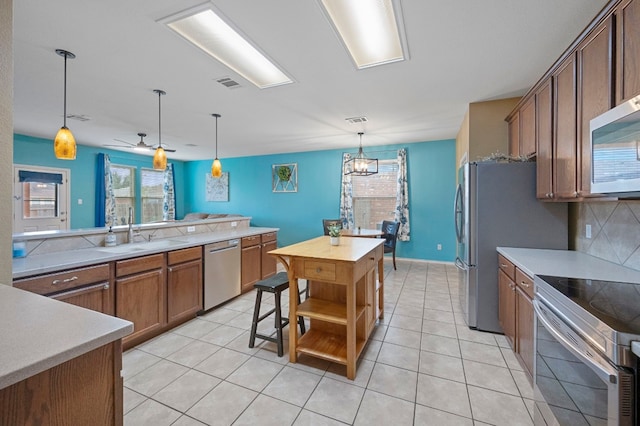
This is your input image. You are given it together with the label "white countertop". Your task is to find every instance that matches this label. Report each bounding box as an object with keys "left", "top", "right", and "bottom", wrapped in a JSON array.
[
  {"left": 497, "top": 247, "right": 640, "bottom": 284},
  {"left": 13, "top": 226, "right": 278, "bottom": 279},
  {"left": 0, "top": 284, "right": 133, "bottom": 389}
]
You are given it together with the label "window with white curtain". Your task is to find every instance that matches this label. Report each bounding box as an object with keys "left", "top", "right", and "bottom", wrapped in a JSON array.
[
  {"left": 110, "top": 165, "right": 135, "bottom": 226},
  {"left": 351, "top": 159, "right": 398, "bottom": 229},
  {"left": 141, "top": 168, "right": 164, "bottom": 223}
]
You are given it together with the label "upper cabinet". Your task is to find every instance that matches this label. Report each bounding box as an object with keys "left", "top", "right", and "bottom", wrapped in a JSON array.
[{"left": 507, "top": 0, "right": 623, "bottom": 201}]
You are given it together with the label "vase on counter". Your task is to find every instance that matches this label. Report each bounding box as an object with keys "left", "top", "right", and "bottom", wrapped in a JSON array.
[{"left": 330, "top": 236, "right": 340, "bottom": 246}]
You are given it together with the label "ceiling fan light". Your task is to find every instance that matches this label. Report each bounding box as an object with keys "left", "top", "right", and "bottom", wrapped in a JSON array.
[
  {"left": 211, "top": 158, "right": 222, "bottom": 177},
  {"left": 153, "top": 146, "right": 167, "bottom": 170},
  {"left": 54, "top": 126, "right": 76, "bottom": 160}
]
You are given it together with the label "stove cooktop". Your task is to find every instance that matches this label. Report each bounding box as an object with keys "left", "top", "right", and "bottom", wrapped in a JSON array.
[{"left": 537, "top": 275, "right": 640, "bottom": 337}]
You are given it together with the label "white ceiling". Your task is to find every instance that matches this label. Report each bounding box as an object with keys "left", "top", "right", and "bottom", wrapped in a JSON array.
[{"left": 13, "top": 0, "right": 609, "bottom": 161}]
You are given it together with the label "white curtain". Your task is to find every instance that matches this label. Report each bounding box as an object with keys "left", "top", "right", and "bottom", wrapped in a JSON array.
[
  {"left": 395, "top": 148, "right": 410, "bottom": 241},
  {"left": 163, "top": 163, "right": 176, "bottom": 221},
  {"left": 104, "top": 154, "right": 116, "bottom": 226},
  {"left": 339, "top": 153, "right": 354, "bottom": 229}
]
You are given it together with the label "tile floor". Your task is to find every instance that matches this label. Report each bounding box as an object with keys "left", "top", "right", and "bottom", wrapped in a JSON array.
[{"left": 122, "top": 260, "right": 534, "bottom": 426}]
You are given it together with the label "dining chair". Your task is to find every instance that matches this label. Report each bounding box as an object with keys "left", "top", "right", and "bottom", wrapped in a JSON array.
[
  {"left": 381, "top": 220, "right": 400, "bottom": 270},
  {"left": 322, "top": 219, "right": 342, "bottom": 235}
]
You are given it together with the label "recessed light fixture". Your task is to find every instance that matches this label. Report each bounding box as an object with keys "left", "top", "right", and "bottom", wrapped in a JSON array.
[
  {"left": 159, "top": 4, "right": 292, "bottom": 89},
  {"left": 319, "top": 0, "right": 407, "bottom": 69}
]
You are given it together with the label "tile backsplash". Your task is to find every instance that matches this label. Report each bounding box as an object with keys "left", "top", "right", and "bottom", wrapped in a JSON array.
[{"left": 574, "top": 201, "right": 640, "bottom": 272}]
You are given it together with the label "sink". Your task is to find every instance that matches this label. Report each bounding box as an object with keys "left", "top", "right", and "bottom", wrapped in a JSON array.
[{"left": 97, "top": 238, "right": 189, "bottom": 254}]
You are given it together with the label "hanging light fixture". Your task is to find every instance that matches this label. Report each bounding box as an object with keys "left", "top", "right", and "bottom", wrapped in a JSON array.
[
  {"left": 152, "top": 89, "right": 168, "bottom": 170},
  {"left": 53, "top": 49, "right": 77, "bottom": 160},
  {"left": 345, "top": 132, "right": 378, "bottom": 176},
  {"left": 211, "top": 113, "right": 222, "bottom": 177}
]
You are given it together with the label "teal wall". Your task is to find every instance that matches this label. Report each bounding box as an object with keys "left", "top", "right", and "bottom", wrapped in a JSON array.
[
  {"left": 184, "top": 140, "right": 457, "bottom": 262},
  {"left": 14, "top": 134, "right": 456, "bottom": 261},
  {"left": 13, "top": 134, "right": 187, "bottom": 229}
]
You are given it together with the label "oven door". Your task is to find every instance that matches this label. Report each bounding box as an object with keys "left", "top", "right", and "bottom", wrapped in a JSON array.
[{"left": 533, "top": 298, "right": 635, "bottom": 425}]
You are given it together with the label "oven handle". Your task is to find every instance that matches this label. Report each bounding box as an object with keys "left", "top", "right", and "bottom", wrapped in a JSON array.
[{"left": 533, "top": 299, "right": 618, "bottom": 384}]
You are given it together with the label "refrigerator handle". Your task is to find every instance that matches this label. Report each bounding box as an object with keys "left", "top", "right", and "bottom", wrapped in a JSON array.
[{"left": 454, "top": 184, "right": 464, "bottom": 243}]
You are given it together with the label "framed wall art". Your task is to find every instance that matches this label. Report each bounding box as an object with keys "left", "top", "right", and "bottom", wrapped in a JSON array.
[
  {"left": 272, "top": 163, "right": 297, "bottom": 192},
  {"left": 206, "top": 172, "right": 229, "bottom": 202}
]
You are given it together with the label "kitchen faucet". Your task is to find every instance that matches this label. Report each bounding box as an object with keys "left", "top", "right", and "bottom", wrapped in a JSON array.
[{"left": 128, "top": 207, "right": 134, "bottom": 244}]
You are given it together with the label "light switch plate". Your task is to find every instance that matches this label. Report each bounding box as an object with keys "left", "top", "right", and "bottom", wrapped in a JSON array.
[{"left": 187, "top": 226, "right": 195, "bottom": 233}]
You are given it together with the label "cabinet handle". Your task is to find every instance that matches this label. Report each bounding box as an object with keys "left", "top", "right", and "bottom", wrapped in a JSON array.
[
  {"left": 50, "top": 282, "right": 109, "bottom": 300},
  {"left": 520, "top": 281, "right": 531, "bottom": 288},
  {"left": 500, "top": 263, "right": 508, "bottom": 268},
  {"left": 52, "top": 276, "right": 78, "bottom": 285},
  {"left": 316, "top": 267, "right": 322, "bottom": 273}
]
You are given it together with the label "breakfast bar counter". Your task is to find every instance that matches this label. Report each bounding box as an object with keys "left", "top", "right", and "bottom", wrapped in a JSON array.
[{"left": 269, "top": 236, "right": 384, "bottom": 379}]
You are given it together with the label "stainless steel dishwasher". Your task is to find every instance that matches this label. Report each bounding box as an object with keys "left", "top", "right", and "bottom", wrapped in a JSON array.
[{"left": 203, "top": 239, "right": 241, "bottom": 310}]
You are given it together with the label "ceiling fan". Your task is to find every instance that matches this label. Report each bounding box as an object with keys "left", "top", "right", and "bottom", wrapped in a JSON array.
[{"left": 104, "top": 132, "right": 176, "bottom": 152}]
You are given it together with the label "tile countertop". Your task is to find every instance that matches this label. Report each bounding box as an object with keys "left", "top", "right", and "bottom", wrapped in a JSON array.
[
  {"left": 12, "top": 226, "right": 278, "bottom": 279},
  {"left": 0, "top": 284, "right": 133, "bottom": 389},
  {"left": 497, "top": 247, "right": 640, "bottom": 284}
]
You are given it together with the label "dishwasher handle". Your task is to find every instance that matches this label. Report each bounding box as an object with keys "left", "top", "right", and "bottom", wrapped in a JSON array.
[{"left": 207, "top": 240, "right": 240, "bottom": 254}]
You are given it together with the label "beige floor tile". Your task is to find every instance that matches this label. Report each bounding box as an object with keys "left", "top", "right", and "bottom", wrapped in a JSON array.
[
  {"left": 414, "top": 404, "right": 473, "bottom": 425},
  {"left": 194, "top": 347, "right": 250, "bottom": 379},
  {"left": 152, "top": 369, "right": 221, "bottom": 412},
  {"left": 124, "top": 398, "right": 181, "bottom": 426},
  {"left": 368, "top": 324, "right": 388, "bottom": 341},
  {"left": 424, "top": 298, "right": 452, "bottom": 312},
  {"left": 367, "top": 363, "right": 417, "bottom": 402},
  {"left": 420, "top": 333, "right": 461, "bottom": 358},
  {"left": 234, "top": 394, "right": 301, "bottom": 426},
  {"left": 224, "top": 312, "right": 254, "bottom": 330},
  {"left": 422, "top": 308, "right": 456, "bottom": 324},
  {"left": 223, "top": 298, "right": 255, "bottom": 312},
  {"left": 124, "top": 359, "right": 189, "bottom": 397},
  {"left": 199, "top": 307, "right": 240, "bottom": 324},
  {"left": 165, "top": 340, "right": 222, "bottom": 368},
  {"left": 422, "top": 319, "right": 458, "bottom": 338},
  {"left": 293, "top": 409, "right": 346, "bottom": 426},
  {"left": 226, "top": 356, "right": 284, "bottom": 392},
  {"left": 304, "top": 377, "right": 365, "bottom": 424},
  {"left": 416, "top": 373, "right": 472, "bottom": 418},
  {"left": 393, "top": 303, "right": 425, "bottom": 319},
  {"left": 186, "top": 381, "right": 257, "bottom": 425},
  {"left": 361, "top": 338, "right": 382, "bottom": 361},
  {"left": 419, "top": 350, "right": 465, "bottom": 383},
  {"left": 123, "top": 387, "right": 146, "bottom": 414},
  {"left": 353, "top": 390, "right": 415, "bottom": 426},
  {"left": 172, "top": 318, "right": 221, "bottom": 339},
  {"left": 501, "top": 346, "right": 524, "bottom": 371},
  {"left": 377, "top": 342, "right": 420, "bottom": 371},
  {"left": 467, "top": 385, "right": 533, "bottom": 426},
  {"left": 122, "top": 349, "right": 162, "bottom": 379},
  {"left": 384, "top": 325, "right": 422, "bottom": 349},
  {"left": 286, "top": 353, "right": 332, "bottom": 376},
  {"left": 455, "top": 325, "right": 499, "bottom": 346},
  {"left": 325, "top": 359, "right": 375, "bottom": 388},
  {"left": 223, "top": 330, "right": 264, "bottom": 355},
  {"left": 463, "top": 360, "right": 519, "bottom": 395},
  {"left": 512, "top": 370, "right": 534, "bottom": 399},
  {"left": 199, "top": 324, "right": 245, "bottom": 346},
  {"left": 459, "top": 340, "right": 507, "bottom": 368},
  {"left": 389, "top": 313, "right": 423, "bottom": 331},
  {"left": 171, "top": 415, "right": 207, "bottom": 426},
  {"left": 262, "top": 365, "right": 322, "bottom": 407}
]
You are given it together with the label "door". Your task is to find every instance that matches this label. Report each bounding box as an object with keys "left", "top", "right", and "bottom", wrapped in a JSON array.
[{"left": 13, "top": 165, "right": 70, "bottom": 232}]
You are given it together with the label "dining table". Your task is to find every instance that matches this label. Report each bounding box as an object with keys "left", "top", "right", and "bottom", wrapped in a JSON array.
[{"left": 340, "top": 228, "right": 384, "bottom": 238}]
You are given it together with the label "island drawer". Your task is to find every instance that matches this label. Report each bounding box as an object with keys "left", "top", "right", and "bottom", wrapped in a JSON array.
[
  {"left": 241, "top": 235, "right": 261, "bottom": 248},
  {"left": 302, "top": 261, "right": 337, "bottom": 282},
  {"left": 168, "top": 246, "right": 202, "bottom": 265},
  {"left": 14, "top": 264, "right": 110, "bottom": 296}
]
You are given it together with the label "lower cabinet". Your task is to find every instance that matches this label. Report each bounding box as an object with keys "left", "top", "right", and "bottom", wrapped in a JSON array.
[
  {"left": 0, "top": 340, "right": 123, "bottom": 426},
  {"left": 242, "top": 232, "right": 279, "bottom": 293},
  {"left": 498, "top": 254, "right": 534, "bottom": 381},
  {"left": 115, "top": 254, "right": 165, "bottom": 349},
  {"left": 167, "top": 247, "right": 203, "bottom": 326},
  {"left": 261, "top": 232, "right": 277, "bottom": 280}
]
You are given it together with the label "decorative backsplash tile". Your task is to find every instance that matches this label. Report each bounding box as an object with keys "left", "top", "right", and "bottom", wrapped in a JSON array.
[{"left": 575, "top": 201, "right": 640, "bottom": 271}]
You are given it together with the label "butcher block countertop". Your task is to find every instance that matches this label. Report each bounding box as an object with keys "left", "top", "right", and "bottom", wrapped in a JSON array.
[
  {"left": 0, "top": 284, "right": 132, "bottom": 390},
  {"left": 497, "top": 247, "right": 640, "bottom": 283}
]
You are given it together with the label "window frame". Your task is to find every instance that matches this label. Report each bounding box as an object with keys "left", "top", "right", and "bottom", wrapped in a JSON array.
[
  {"left": 351, "top": 158, "right": 398, "bottom": 229},
  {"left": 141, "top": 167, "right": 165, "bottom": 223}
]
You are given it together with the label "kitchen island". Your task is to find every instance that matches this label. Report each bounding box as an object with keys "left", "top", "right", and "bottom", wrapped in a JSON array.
[{"left": 269, "top": 236, "right": 384, "bottom": 379}]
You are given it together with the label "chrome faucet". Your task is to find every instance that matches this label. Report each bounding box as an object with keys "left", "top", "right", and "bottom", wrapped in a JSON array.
[{"left": 128, "top": 207, "right": 134, "bottom": 244}]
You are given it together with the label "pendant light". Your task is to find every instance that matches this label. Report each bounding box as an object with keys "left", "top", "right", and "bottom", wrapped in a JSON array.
[
  {"left": 345, "top": 132, "right": 378, "bottom": 176},
  {"left": 53, "top": 49, "right": 77, "bottom": 160},
  {"left": 211, "top": 113, "right": 222, "bottom": 177},
  {"left": 153, "top": 89, "right": 167, "bottom": 170}
]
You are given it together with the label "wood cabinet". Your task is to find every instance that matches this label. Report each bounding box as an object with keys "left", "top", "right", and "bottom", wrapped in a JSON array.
[
  {"left": 519, "top": 97, "right": 536, "bottom": 158},
  {"left": 115, "top": 253, "right": 165, "bottom": 349},
  {"left": 13, "top": 263, "right": 114, "bottom": 315},
  {"left": 498, "top": 254, "right": 534, "bottom": 381},
  {"left": 508, "top": 111, "right": 520, "bottom": 157},
  {"left": 536, "top": 79, "right": 554, "bottom": 199},
  {"left": 167, "top": 246, "right": 202, "bottom": 326},
  {"left": 616, "top": 0, "right": 640, "bottom": 104},
  {"left": 261, "top": 232, "right": 278, "bottom": 280},
  {"left": 0, "top": 340, "right": 123, "bottom": 426},
  {"left": 241, "top": 235, "right": 262, "bottom": 293}
]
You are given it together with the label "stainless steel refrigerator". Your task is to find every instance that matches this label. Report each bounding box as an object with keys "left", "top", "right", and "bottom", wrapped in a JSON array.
[{"left": 454, "top": 161, "right": 567, "bottom": 333}]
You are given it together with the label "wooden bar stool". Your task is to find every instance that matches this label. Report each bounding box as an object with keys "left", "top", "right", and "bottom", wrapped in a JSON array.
[{"left": 248, "top": 272, "right": 306, "bottom": 356}]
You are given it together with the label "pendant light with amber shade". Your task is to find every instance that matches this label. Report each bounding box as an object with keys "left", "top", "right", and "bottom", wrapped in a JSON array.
[
  {"left": 211, "top": 113, "right": 222, "bottom": 178},
  {"left": 54, "top": 49, "right": 77, "bottom": 160},
  {"left": 152, "top": 89, "right": 168, "bottom": 170}
]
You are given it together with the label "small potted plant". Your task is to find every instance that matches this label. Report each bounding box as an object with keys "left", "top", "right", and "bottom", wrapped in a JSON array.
[{"left": 328, "top": 224, "right": 341, "bottom": 246}]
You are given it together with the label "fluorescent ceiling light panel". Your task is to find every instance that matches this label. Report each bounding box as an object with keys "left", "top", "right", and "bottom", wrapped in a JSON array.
[
  {"left": 160, "top": 5, "right": 292, "bottom": 89},
  {"left": 320, "top": 0, "right": 406, "bottom": 69}
]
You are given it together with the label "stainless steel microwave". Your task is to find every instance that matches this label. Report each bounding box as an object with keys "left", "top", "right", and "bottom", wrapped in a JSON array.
[{"left": 591, "top": 94, "right": 640, "bottom": 196}]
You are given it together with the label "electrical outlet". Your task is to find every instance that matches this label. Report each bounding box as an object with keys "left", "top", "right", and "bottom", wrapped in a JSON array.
[
  {"left": 187, "top": 226, "right": 195, "bottom": 233},
  {"left": 437, "top": 244, "right": 442, "bottom": 251},
  {"left": 77, "top": 198, "right": 83, "bottom": 205},
  {"left": 586, "top": 224, "right": 592, "bottom": 239},
  {"left": 231, "top": 221, "right": 237, "bottom": 228}
]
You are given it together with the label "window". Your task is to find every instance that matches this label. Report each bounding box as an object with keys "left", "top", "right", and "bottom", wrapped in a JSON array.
[
  {"left": 141, "top": 168, "right": 164, "bottom": 223},
  {"left": 110, "top": 165, "right": 135, "bottom": 226},
  {"left": 352, "top": 159, "right": 397, "bottom": 229}
]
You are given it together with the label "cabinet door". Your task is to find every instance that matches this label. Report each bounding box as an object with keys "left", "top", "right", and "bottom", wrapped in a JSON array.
[
  {"left": 498, "top": 269, "right": 516, "bottom": 350},
  {"left": 508, "top": 112, "right": 520, "bottom": 157},
  {"left": 616, "top": 0, "right": 640, "bottom": 104},
  {"left": 578, "top": 16, "right": 614, "bottom": 196},
  {"left": 553, "top": 54, "right": 578, "bottom": 199},
  {"left": 167, "top": 259, "right": 202, "bottom": 325},
  {"left": 261, "top": 240, "right": 277, "bottom": 280},
  {"left": 519, "top": 97, "right": 536, "bottom": 158},
  {"left": 536, "top": 79, "right": 554, "bottom": 200},
  {"left": 241, "top": 245, "right": 262, "bottom": 293},
  {"left": 516, "top": 287, "right": 534, "bottom": 379},
  {"left": 116, "top": 269, "right": 165, "bottom": 346},
  {"left": 50, "top": 282, "right": 114, "bottom": 315}
]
